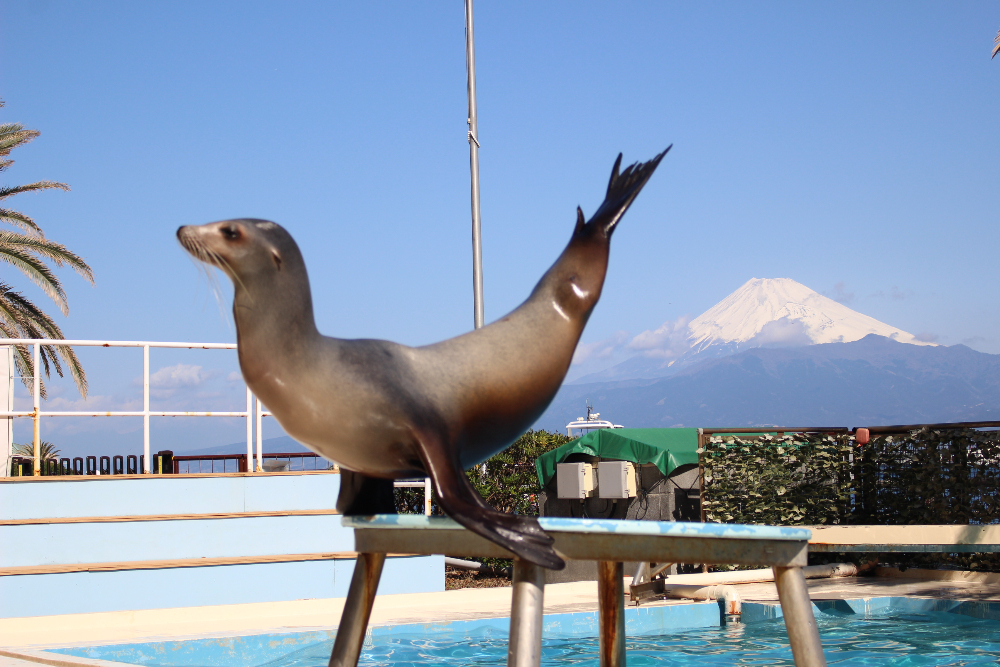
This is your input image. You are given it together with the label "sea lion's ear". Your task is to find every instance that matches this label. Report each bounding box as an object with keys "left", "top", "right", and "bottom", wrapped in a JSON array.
[{"left": 271, "top": 249, "right": 282, "bottom": 271}]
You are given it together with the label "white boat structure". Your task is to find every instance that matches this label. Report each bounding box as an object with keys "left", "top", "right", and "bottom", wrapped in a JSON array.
[{"left": 565, "top": 404, "right": 623, "bottom": 438}]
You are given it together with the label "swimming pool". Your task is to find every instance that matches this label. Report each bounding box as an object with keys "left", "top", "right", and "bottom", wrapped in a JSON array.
[{"left": 49, "top": 598, "right": 1000, "bottom": 667}]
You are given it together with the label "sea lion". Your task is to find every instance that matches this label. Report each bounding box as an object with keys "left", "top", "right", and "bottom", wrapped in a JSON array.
[{"left": 177, "top": 148, "right": 669, "bottom": 569}]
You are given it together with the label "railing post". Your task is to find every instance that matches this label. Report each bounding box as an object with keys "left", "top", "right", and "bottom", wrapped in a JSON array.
[
  {"left": 142, "top": 344, "right": 150, "bottom": 473},
  {"left": 255, "top": 397, "right": 263, "bottom": 472},
  {"left": 32, "top": 342, "right": 40, "bottom": 476},
  {"left": 246, "top": 386, "right": 253, "bottom": 471},
  {"left": 424, "top": 477, "right": 432, "bottom": 516}
]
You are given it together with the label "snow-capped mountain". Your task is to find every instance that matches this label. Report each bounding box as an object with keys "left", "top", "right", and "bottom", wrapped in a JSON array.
[
  {"left": 573, "top": 277, "right": 932, "bottom": 383},
  {"left": 688, "top": 278, "right": 932, "bottom": 352}
]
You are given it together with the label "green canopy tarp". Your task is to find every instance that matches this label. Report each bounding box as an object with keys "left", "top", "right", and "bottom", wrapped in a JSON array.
[{"left": 535, "top": 428, "right": 700, "bottom": 488}]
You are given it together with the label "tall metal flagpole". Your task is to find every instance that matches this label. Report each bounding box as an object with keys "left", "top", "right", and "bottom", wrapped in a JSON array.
[{"left": 465, "top": 0, "right": 484, "bottom": 329}]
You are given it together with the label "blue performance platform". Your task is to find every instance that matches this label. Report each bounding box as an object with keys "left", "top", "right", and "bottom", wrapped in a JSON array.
[{"left": 332, "top": 516, "right": 825, "bottom": 667}]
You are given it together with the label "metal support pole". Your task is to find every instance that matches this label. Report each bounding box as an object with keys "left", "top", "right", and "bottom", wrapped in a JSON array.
[
  {"left": 773, "top": 566, "right": 827, "bottom": 667},
  {"left": 464, "top": 0, "right": 484, "bottom": 329},
  {"left": 597, "top": 561, "right": 625, "bottom": 667},
  {"left": 245, "top": 387, "right": 253, "bottom": 472},
  {"left": 508, "top": 559, "right": 545, "bottom": 667},
  {"left": 142, "top": 344, "right": 150, "bottom": 473},
  {"left": 424, "top": 477, "right": 432, "bottom": 516},
  {"left": 255, "top": 397, "right": 263, "bottom": 472},
  {"left": 32, "top": 343, "right": 39, "bottom": 476},
  {"left": 328, "top": 552, "right": 386, "bottom": 667}
]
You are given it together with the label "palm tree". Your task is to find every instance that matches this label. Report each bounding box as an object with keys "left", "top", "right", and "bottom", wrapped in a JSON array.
[
  {"left": 0, "top": 100, "right": 93, "bottom": 398},
  {"left": 12, "top": 440, "right": 60, "bottom": 461}
]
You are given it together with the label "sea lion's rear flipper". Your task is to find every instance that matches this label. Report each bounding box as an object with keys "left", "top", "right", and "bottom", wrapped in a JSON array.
[
  {"left": 415, "top": 431, "right": 565, "bottom": 570},
  {"left": 337, "top": 469, "right": 397, "bottom": 515},
  {"left": 582, "top": 146, "right": 672, "bottom": 239}
]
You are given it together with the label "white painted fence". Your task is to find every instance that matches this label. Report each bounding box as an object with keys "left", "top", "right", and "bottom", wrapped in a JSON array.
[{"left": 0, "top": 339, "right": 433, "bottom": 515}]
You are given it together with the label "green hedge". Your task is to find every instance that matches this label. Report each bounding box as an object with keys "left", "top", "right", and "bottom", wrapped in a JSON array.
[
  {"left": 700, "top": 433, "right": 853, "bottom": 526},
  {"left": 702, "top": 428, "right": 1000, "bottom": 571}
]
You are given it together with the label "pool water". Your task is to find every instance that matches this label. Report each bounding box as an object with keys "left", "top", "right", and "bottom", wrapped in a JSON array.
[{"left": 259, "top": 611, "right": 1000, "bottom": 667}]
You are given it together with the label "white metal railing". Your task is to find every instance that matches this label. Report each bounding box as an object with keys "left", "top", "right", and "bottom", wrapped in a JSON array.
[{"left": 2, "top": 339, "right": 433, "bottom": 514}]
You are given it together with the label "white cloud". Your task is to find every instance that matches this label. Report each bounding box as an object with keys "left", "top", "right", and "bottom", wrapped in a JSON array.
[
  {"left": 227, "top": 371, "right": 243, "bottom": 383},
  {"left": 571, "top": 331, "right": 631, "bottom": 366},
  {"left": 824, "top": 282, "right": 855, "bottom": 304},
  {"left": 30, "top": 394, "right": 141, "bottom": 413},
  {"left": 149, "top": 364, "right": 210, "bottom": 389},
  {"left": 747, "top": 317, "right": 812, "bottom": 347},
  {"left": 627, "top": 315, "right": 692, "bottom": 359}
]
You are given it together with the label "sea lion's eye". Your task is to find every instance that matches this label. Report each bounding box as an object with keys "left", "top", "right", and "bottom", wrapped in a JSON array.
[{"left": 221, "top": 226, "right": 241, "bottom": 241}]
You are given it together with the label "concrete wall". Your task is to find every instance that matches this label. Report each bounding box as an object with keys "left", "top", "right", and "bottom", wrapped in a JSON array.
[{"left": 0, "top": 472, "right": 443, "bottom": 618}]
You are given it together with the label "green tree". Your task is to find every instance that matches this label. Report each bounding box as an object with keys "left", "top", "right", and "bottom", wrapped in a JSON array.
[
  {"left": 12, "top": 440, "right": 60, "bottom": 461},
  {"left": 0, "top": 100, "right": 93, "bottom": 397},
  {"left": 466, "top": 429, "right": 573, "bottom": 515}
]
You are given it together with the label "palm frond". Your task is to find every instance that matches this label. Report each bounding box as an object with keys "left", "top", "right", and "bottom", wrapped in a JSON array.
[
  {"left": 0, "top": 122, "right": 26, "bottom": 137},
  {"left": 0, "top": 231, "right": 94, "bottom": 282},
  {"left": 0, "top": 307, "right": 48, "bottom": 398},
  {"left": 0, "top": 127, "right": 39, "bottom": 156},
  {"left": 2, "top": 288, "right": 87, "bottom": 396},
  {"left": 0, "top": 321, "right": 38, "bottom": 397},
  {"left": 0, "top": 181, "right": 70, "bottom": 201},
  {"left": 0, "top": 245, "right": 68, "bottom": 314},
  {"left": 994, "top": 26, "right": 1000, "bottom": 59},
  {"left": 0, "top": 208, "right": 43, "bottom": 236},
  {"left": 0, "top": 284, "right": 87, "bottom": 397}
]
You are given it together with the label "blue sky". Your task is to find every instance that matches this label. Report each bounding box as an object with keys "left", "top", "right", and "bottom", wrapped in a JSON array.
[{"left": 1, "top": 2, "right": 999, "bottom": 454}]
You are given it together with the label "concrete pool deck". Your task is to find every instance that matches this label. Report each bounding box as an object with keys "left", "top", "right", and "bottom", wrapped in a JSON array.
[{"left": 3, "top": 567, "right": 1000, "bottom": 662}]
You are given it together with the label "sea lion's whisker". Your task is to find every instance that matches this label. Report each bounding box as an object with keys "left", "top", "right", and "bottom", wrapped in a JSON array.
[{"left": 213, "top": 253, "right": 250, "bottom": 302}]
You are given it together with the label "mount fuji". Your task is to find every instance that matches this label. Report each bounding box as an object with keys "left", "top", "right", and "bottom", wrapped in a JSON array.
[
  {"left": 574, "top": 278, "right": 933, "bottom": 383},
  {"left": 532, "top": 278, "right": 1000, "bottom": 431}
]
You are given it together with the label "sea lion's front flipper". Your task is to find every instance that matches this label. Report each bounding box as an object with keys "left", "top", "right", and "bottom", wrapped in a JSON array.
[
  {"left": 337, "top": 469, "right": 397, "bottom": 515},
  {"left": 415, "top": 430, "right": 565, "bottom": 571}
]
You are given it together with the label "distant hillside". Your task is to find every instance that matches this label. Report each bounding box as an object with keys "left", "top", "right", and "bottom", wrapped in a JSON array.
[
  {"left": 182, "top": 436, "right": 311, "bottom": 456},
  {"left": 537, "top": 335, "right": 1000, "bottom": 431}
]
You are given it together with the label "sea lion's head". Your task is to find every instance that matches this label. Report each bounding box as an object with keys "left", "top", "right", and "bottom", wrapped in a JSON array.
[{"left": 177, "top": 219, "right": 305, "bottom": 288}]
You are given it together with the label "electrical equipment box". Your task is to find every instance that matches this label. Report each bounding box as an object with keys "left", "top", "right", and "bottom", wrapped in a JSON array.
[
  {"left": 556, "top": 462, "right": 596, "bottom": 499},
  {"left": 598, "top": 461, "right": 637, "bottom": 499}
]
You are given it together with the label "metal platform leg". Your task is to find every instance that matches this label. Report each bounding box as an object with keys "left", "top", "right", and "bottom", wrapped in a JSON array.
[
  {"left": 772, "top": 566, "right": 826, "bottom": 667},
  {"left": 508, "top": 558, "right": 545, "bottom": 667},
  {"left": 329, "top": 552, "right": 386, "bottom": 667},
  {"left": 597, "top": 561, "right": 625, "bottom": 667}
]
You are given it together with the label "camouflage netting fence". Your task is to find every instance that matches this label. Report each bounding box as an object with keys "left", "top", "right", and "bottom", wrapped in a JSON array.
[
  {"left": 701, "top": 427, "right": 1000, "bottom": 571},
  {"left": 700, "top": 432, "right": 853, "bottom": 526}
]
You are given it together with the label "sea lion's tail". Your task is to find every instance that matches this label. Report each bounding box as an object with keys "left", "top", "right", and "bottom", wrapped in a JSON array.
[{"left": 578, "top": 146, "right": 671, "bottom": 239}]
